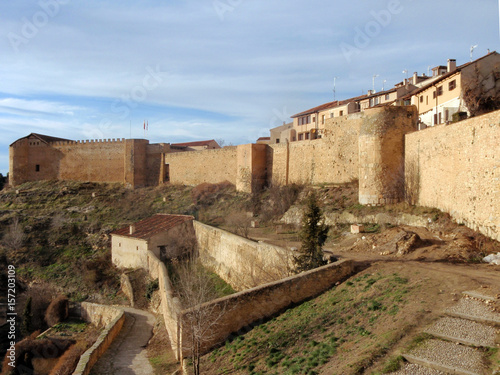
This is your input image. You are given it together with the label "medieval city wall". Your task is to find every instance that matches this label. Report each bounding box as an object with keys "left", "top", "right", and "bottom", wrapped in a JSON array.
[
  {"left": 267, "top": 113, "right": 362, "bottom": 186},
  {"left": 54, "top": 139, "right": 127, "bottom": 184},
  {"left": 405, "top": 110, "right": 500, "bottom": 241},
  {"left": 164, "top": 147, "right": 239, "bottom": 186}
]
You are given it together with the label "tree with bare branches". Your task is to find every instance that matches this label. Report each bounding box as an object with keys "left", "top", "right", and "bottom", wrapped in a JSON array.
[{"left": 176, "top": 259, "right": 228, "bottom": 375}]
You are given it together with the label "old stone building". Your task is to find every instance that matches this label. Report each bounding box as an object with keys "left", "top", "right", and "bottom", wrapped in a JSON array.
[{"left": 111, "top": 214, "right": 195, "bottom": 269}]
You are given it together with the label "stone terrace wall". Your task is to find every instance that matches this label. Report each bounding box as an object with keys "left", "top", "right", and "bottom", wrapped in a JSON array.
[
  {"left": 267, "top": 113, "right": 363, "bottom": 186},
  {"left": 405, "top": 110, "right": 500, "bottom": 241},
  {"left": 147, "top": 251, "right": 183, "bottom": 360},
  {"left": 180, "top": 259, "right": 355, "bottom": 356},
  {"left": 193, "top": 221, "right": 292, "bottom": 290},
  {"left": 164, "top": 147, "right": 238, "bottom": 186},
  {"left": 73, "top": 303, "right": 125, "bottom": 375}
]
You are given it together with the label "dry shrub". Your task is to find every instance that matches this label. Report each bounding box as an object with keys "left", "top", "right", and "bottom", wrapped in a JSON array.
[
  {"left": 22, "top": 283, "right": 58, "bottom": 333},
  {"left": 1, "top": 333, "right": 73, "bottom": 375},
  {"left": 45, "top": 296, "right": 69, "bottom": 327},
  {"left": 225, "top": 211, "right": 251, "bottom": 238},
  {"left": 191, "top": 181, "right": 234, "bottom": 206},
  {"left": 49, "top": 343, "right": 87, "bottom": 375},
  {"left": 81, "top": 252, "right": 119, "bottom": 289},
  {"left": 260, "top": 184, "right": 303, "bottom": 222}
]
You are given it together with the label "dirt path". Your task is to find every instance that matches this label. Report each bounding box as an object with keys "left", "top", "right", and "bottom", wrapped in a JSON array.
[{"left": 90, "top": 307, "right": 156, "bottom": 375}]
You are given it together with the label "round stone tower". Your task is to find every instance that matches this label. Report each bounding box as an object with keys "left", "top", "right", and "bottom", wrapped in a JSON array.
[{"left": 358, "top": 105, "right": 418, "bottom": 205}]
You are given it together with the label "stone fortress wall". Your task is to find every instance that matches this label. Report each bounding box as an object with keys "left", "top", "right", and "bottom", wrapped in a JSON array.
[
  {"left": 405, "top": 110, "right": 500, "bottom": 241},
  {"left": 9, "top": 137, "right": 169, "bottom": 188},
  {"left": 9, "top": 106, "right": 500, "bottom": 242}
]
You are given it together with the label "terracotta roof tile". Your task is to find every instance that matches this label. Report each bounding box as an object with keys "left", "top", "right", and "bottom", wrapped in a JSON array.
[{"left": 111, "top": 214, "right": 194, "bottom": 240}]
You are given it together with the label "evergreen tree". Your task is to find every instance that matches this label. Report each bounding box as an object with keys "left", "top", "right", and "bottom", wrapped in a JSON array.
[{"left": 293, "top": 192, "right": 329, "bottom": 273}]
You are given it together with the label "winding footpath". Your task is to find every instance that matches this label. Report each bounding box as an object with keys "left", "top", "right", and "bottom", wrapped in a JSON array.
[{"left": 90, "top": 307, "right": 156, "bottom": 375}]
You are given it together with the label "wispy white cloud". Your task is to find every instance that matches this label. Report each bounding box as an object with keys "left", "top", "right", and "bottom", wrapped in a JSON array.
[{"left": 0, "top": 0, "right": 498, "bottom": 174}]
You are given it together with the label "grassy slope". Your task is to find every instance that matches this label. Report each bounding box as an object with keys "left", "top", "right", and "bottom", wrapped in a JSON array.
[
  {"left": 201, "top": 265, "right": 438, "bottom": 375},
  {"left": 0, "top": 180, "right": 249, "bottom": 302}
]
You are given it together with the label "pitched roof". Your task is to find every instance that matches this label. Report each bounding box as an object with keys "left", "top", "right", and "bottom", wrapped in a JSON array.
[
  {"left": 171, "top": 140, "right": 218, "bottom": 148},
  {"left": 403, "top": 51, "right": 499, "bottom": 99},
  {"left": 11, "top": 133, "right": 73, "bottom": 146},
  {"left": 291, "top": 94, "right": 367, "bottom": 118},
  {"left": 111, "top": 214, "right": 194, "bottom": 240},
  {"left": 257, "top": 137, "right": 270, "bottom": 141}
]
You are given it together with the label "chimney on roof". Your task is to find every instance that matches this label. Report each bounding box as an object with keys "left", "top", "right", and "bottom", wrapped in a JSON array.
[
  {"left": 367, "top": 89, "right": 374, "bottom": 95},
  {"left": 129, "top": 225, "right": 135, "bottom": 235},
  {"left": 447, "top": 59, "right": 457, "bottom": 73},
  {"left": 413, "top": 72, "right": 418, "bottom": 84}
]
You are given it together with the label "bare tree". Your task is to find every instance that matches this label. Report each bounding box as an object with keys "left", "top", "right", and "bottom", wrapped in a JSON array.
[
  {"left": 462, "top": 65, "right": 500, "bottom": 117},
  {"left": 176, "top": 259, "right": 228, "bottom": 375},
  {"left": 2, "top": 217, "right": 25, "bottom": 250},
  {"left": 226, "top": 211, "right": 252, "bottom": 238}
]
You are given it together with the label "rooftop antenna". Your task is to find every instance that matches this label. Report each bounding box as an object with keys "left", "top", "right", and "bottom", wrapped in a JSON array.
[
  {"left": 382, "top": 79, "right": 387, "bottom": 91},
  {"left": 333, "top": 76, "right": 338, "bottom": 101},
  {"left": 470, "top": 44, "right": 478, "bottom": 62},
  {"left": 427, "top": 66, "right": 431, "bottom": 76},
  {"left": 372, "top": 74, "right": 379, "bottom": 93},
  {"left": 402, "top": 69, "right": 408, "bottom": 79}
]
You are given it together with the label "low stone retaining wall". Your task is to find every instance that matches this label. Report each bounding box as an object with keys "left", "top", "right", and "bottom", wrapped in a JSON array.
[
  {"left": 180, "top": 259, "right": 355, "bottom": 356},
  {"left": 147, "top": 250, "right": 182, "bottom": 360},
  {"left": 281, "top": 206, "right": 430, "bottom": 228},
  {"left": 194, "top": 221, "right": 293, "bottom": 290},
  {"left": 72, "top": 303, "right": 125, "bottom": 375}
]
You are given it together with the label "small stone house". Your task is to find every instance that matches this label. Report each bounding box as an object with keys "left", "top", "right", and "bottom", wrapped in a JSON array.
[{"left": 111, "top": 214, "right": 195, "bottom": 269}]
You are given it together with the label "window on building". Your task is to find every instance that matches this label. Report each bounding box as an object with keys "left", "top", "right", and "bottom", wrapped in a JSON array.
[
  {"left": 307, "top": 115, "right": 311, "bottom": 124},
  {"left": 330, "top": 112, "right": 334, "bottom": 118},
  {"left": 298, "top": 133, "right": 303, "bottom": 141},
  {"left": 433, "top": 91, "right": 436, "bottom": 99},
  {"left": 385, "top": 94, "right": 390, "bottom": 100},
  {"left": 420, "top": 96, "right": 423, "bottom": 103},
  {"left": 276, "top": 138, "right": 280, "bottom": 144},
  {"left": 426, "top": 96, "right": 428, "bottom": 105},
  {"left": 292, "top": 136, "right": 296, "bottom": 141},
  {"left": 437, "top": 86, "right": 443, "bottom": 96},
  {"left": 448, "top": 80, "right": 456, "bottom": 91},
  {"left": 339, "top": 110, "right": 344, "bottom": 116},
  {"left": 312, "top": 116, "right": 315, "bottom": 123},
  {"left": 438, "top": 112, "right": 442, "bottom": 124},
  {"left": 35, "top": 164, "right": 40, "bottom": 172},
  {"left": 322, "top": 115, "right": 325, "bottom": 124},
  {"left": 445, "top": 109, "right": 449, "bottom": 122},
  {"left": 434, "top": 114, "right": 438, "bottom": 125},
  {"left": 305, "top": 133, "right": 310, "bottom": 140},
  {"left": 119, "top": 243, "right": 121, "bottom": 247},
  {"left": 136, "top": 246, "right": 139, "bottom": 250}
]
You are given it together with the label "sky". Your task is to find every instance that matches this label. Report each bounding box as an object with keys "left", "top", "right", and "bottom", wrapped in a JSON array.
[{"left": 1, "top": 0, "right": 499, "bottom": 175}]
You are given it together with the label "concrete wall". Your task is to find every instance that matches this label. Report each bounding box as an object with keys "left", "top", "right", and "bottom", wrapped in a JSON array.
[
  {"left": 73, "top": 303, "right": 125, "bottom": 375},
  {"left": 405, "top": 110, "right": 500, "bottom": 241},
  {"left": 180, "top": 259, "right": 355, "bottom": 356},
  {"left": 194, "top": 221, "right": 292, "bottom": 291}
]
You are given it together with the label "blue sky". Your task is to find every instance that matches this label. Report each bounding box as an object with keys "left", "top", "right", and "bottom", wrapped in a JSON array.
[{"left": 1, "top": 0, "right": 499, "bottom": 175}]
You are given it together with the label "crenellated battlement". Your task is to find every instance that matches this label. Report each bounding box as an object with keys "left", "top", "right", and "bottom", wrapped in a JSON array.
[{"left": 51, "top": 138, "right": 126, "bottom": 146}]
